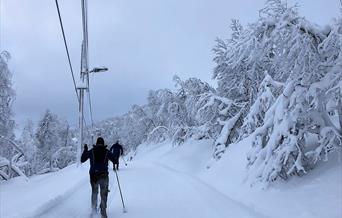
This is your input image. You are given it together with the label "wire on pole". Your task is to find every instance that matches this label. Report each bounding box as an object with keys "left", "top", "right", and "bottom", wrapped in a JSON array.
[{"left": 54, "top": 0, "right": 78, "bottom": 102}]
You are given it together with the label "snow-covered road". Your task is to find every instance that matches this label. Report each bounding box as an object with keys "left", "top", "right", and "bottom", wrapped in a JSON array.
[
  {"left": 2, "top": 140, "right": 340, "bottom": 218},
  {"left": 33, "top": 161, "right": 266, "bottom": 218}
]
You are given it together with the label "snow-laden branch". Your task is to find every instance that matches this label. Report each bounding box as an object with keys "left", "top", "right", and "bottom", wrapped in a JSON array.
[{"left": 0, "top": 135, "right": 25, "bottom": 156}]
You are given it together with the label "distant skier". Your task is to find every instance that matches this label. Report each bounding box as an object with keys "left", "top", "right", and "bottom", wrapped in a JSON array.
[
  {"left": 81, "top": 137, "right": 117, "bottom": 218},
  {"left": 110, "top": 141, "right": 124, "bottom": 170}
]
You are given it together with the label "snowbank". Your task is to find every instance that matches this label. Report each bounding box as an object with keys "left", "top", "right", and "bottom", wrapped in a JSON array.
[
  {"left": 134, "top": 137, "right": 342, "bottom": 218},
  {"left": 0, "top": 164, "right": 89, "bottom": 218},
  {"left": 201, "top": 137, "right": 342, "bottom": 218}
]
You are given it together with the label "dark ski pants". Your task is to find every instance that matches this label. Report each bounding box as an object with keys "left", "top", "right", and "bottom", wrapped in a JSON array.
[
  {"left": 113, "top": 157, "right": 119, "bottom": 170},
  {"left": 90, "top": 173, "right": 109, "bottom": 213}
]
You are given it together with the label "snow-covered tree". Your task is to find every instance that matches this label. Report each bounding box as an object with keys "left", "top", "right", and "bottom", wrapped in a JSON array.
[
  {"left": 247, "top": 75, "right": 341, "bottom": 185},
  {"left": 172, "top": 76, "right": 220, "bottom": 143},
  {"left": 53, "top": 120, "right": 77, "bottom": 169},
  {"left": 19, "top": 119, "right": 38, "bottom": 175},
  {"left": 0, "top": 51, "right": 24, "bottom": 180},
  {"left": 0, "top": 51, "right": 15, "bottom": 159},
  {"left": 241, "top": 74, "right": 284, "bottom": 137},
  {"left": 35, "top": 110, "right": 61, "bottom": 173},
  {"left": 245, "top": 12, "right": 342, "bottom": 185},
  {"left": 211, "top": 0, "right": 341, "bottom": 184},
  {"left": 145, "top": 89, "right": 178, "bottom": 143}
]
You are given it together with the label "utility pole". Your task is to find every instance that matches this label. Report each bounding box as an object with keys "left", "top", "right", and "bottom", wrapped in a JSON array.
[
  {"left": 77, "top": 0, "right": 108, "bottom": 164},
  {"left": 77, "top": 0, "right": 89, "bottom": 165}
]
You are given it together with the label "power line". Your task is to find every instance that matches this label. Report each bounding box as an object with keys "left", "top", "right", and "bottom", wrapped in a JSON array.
[{"left": 54, "top": 0, "right": 78, "bottom": 102}]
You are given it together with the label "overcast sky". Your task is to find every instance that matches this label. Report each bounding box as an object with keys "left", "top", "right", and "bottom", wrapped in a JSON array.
[{"left": 1, "top": 0, "right": 340, "bottom": 131}]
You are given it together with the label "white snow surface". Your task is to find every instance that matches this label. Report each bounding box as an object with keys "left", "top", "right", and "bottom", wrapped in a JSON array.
[{"left": 1, "top": 138, "right": 341, "bottom": 218}]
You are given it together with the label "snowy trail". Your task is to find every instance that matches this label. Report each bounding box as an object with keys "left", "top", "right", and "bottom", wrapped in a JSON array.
[
  {"left": 2, "top": 141, "right": 340, "bottom": 218},
  {"left": 33, "top": 161, "right": 266, "bottom": 218},
  {"left": 32, "top": 177, "right": 90, "bottom": 218}
]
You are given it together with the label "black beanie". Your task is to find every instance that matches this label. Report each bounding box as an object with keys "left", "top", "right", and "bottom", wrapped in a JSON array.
[{"left": 96, "top": 137, "right": 105, "bottom": 146}]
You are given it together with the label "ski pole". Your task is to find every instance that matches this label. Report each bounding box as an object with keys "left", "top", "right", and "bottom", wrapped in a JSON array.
[
  {"left": 121, "top": 156, "right": 128, "bottom": 166},
  {"left": 114, "top": 169, "right": 127, "bottom": 213}
]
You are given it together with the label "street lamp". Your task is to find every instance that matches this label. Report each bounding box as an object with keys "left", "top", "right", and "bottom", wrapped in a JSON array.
[{"left": 90, "top": 67, "right": 108, "bottom": 73}]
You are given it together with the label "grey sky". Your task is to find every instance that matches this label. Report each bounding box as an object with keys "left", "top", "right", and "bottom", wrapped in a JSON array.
[{"left": 1, "top": 0, "right": 340, "bottom": 131}]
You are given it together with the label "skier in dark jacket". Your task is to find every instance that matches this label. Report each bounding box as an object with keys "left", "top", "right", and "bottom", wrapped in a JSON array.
[
  {"left": 110, "top": 141, "right": 124, "bottom": 170},
  {"left": 81, "top": 137, "right": 116, "bottom": 218}
]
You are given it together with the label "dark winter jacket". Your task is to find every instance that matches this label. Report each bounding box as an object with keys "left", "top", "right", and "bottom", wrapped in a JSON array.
[
  {"left": 81, "top": 144, "right": 116, "bottom": 175},
  {"left": 110, "top": 143, "right": 124, "bottom": 158}
]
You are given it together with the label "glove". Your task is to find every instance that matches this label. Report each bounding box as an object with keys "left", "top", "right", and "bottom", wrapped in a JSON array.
[{"left": 84, "top": 144, "right": 88, "bottom": 151}]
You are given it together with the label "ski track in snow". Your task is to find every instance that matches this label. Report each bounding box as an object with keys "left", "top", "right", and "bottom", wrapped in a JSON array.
[
  {"left": 26, "top": 177, "right": 90, "bottom": 218},
  {"left": 151, "top": 161, "right": 270, "bottom": 218},
  {"left": 29, "top": 160, "right": 267, "bottom": 218}
]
